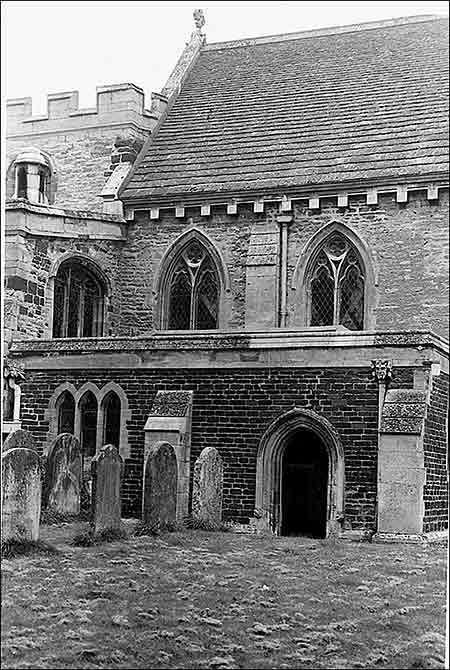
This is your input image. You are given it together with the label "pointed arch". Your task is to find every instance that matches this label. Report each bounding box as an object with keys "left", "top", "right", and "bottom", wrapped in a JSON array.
[
  {"left": 153, "top": 227, "right": 231, "bottom": 330},
  {"left": 255, "top": 408, "right": 345, "bottom": 536},
  {"left": 45, "top": 382, "right": 79, "bottom": 451},
  {"left": 97, "top": 382, "right": 131, "bottom": 458},
  {"left": 78, "top": 389, "right": 98, "bottom": 459},
  {"left": 44, "top": 381, "right": 130, "bottom": 459},
  {"left": 291, "top": 221, "right": 378, "bottom": 329}
]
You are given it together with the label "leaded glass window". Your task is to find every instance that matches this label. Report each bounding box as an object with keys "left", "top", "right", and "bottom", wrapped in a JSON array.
[
  {"left": 53, "top": 262, "right": 104, "bottom": 338},
  {"left": 167, "top": 242, "right": 219, "bottom": 330},
  {"left": 309, "top": 234, "right": 365, "bottom": 330}
]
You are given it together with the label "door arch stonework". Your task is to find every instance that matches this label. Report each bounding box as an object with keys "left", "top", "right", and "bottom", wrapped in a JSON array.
[{"left": 255, "top": 408, "right": 345, "bottom": 536}]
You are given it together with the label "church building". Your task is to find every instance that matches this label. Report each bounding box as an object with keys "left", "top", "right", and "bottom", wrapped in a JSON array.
[{"left": 3, "top": 12, "right": 449, "bottom": 542}]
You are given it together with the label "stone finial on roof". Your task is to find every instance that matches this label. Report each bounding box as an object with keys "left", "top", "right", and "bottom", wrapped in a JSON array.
[{"left": 193, "top": 9, "right": 205, "bottom": 33}]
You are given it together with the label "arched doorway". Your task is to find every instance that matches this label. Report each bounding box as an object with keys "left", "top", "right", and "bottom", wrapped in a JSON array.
[
  {"left": 255, "top": 409, "right": 344, "bottom": 537},
  {"left": 280, "top": 429, "right": 328, "bottom": 538}
]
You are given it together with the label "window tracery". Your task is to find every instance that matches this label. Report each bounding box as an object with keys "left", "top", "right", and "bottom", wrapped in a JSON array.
[
  {"left": 167, "top": 241, "right": 219, "bottom": 330},
  {"left": 309, "top": 234, "right": 365, "bottom": 330}
]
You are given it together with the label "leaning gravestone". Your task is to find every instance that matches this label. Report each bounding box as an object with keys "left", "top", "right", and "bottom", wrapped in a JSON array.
[
  {"left": 2, "top": 447, "right": 42, "bottom": 542},
  {"left": 143, "top": 441, "right": 178, "bottom": 530},
  {"left": 2, "top": 428, "right": 37, "bottom": 453},
  {"left": 91, "top": 444, "right": 123, "bottom": 534},
  {"left": 192, "top": 447, "right": 224, "bottom": 526},
  {"left": 46, "top": 434, "right": 82, "bottom": 515}
]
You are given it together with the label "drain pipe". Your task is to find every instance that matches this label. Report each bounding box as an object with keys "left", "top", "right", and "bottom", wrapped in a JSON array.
[{"left": 277, "top": 215, "right": 292, "bottom": 327}]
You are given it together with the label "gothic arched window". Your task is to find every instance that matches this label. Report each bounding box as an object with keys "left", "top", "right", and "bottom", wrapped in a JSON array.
[
  {"left": 309, "top": 233, "right": 365, "bottom": 330},
  {"left": 167, "top": 241, "right": 219, "bottom": 330},
  {"left": 57, "top": 390, "right": 75, "bottom": 435},
  {"left": 53, "top": 261, "right": 105, "bottom": 338},
  {"left": 102, "top": 391, "right": 121, "bottom": 448}
]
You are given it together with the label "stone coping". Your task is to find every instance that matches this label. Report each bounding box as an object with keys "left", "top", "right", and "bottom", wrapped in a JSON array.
[
  {"left": 9, "top": 328, "right": 449, "bottom": 357},
  {"left": 5, "top": 199, "right": 125, "bottom": 223},
  {"left": 204, "top": 15, "right": 442, "bottom": 51}
]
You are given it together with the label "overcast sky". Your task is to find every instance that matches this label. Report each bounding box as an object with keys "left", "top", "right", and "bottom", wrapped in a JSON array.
[{"left": 2, "top": 1, "right": 449, "bottom": 114}]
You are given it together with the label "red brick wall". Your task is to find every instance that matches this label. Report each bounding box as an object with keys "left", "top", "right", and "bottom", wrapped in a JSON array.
[
  {"left": 423, "top": 372, "right": 449, "bottom": 532},
  {"left": 19, "top": 365, "right": 414, "bottom": 530}
]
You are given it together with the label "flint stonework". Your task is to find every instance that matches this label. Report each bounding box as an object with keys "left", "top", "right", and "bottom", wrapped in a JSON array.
[
  {"left": 46, "top": 433, "right": 82, "bottom": 515},
  {"left": 2, "top": 447, "right": 42, "bottom": 542},
  {"left": 2, "top": 428, "right": 37, "bottom": 453},
  {"left": 143, "top": 441, "right": 178, "bottom": 530},
  {"left": 91, "top": 444, "right": 123, "bottom": 534},
  {"left": 192, "top": 447, "right": 224, "bottom": 525}
]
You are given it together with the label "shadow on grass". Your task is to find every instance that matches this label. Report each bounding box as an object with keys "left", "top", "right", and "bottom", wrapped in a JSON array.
[
  {"left": 1, "top": 538, "right": 59, "bottom": 559},
  {"left": 71, "top": 526, "right": 128, "bottom": 547},
  {"left": 40, "top": 508, "right": 91, "bottom": 526}
]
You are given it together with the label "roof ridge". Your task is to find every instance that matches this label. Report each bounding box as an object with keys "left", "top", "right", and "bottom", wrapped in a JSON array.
[{"left": 203, "top": 14, "right": 447, "bottom": 51}]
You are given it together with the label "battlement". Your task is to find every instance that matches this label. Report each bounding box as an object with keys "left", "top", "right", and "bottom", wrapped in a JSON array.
[{"left": 7, "top": 83, "right": 167, "bottom": 138}]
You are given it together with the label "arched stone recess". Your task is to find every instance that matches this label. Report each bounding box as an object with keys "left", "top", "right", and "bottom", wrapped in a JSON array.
[
  {"left": 290, "top": 220, "right": 379, "bottom": 330},
  {"left": 45, "top": 382, "right": 79, "bottom": 450},
  {"left": 45, "top": 381, "right": 130, "bottom": 459},
  {"left": 255, "top": 408, "right": 345, "bottom": 536},
  {"left": 97, "top": 382, "right": 131, "bottom": 459},
  {"left": 153, "top": 226, "right": 232, "bottom": 329},
  {"left": 46, "top": 251, "right": 112, "bottom": 339}
]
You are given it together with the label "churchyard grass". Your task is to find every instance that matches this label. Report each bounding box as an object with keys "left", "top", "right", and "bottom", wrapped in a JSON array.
[{"left": 2, "top": 521, "right": 446, "bottom": 669}]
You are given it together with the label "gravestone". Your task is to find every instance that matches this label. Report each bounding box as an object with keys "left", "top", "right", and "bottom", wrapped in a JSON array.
[
  {"left": 91, "top": 444, "right": 123, "bottom": 534},
  {"left": 192, "top": 447, "right": 224, "bottom": 525},
  {"left": 2, "top": 428, "right": 37, "bottom": 453},
  {"left": 2, "top": 447, "right": 42, "bottom": 542},
  {"left": 143, "top": 441, "right": 178, "bottom": 530},
  {"left": 46, "top": 433, "right": 82, "bottom": 515},
  {"left": 144, "top": 390, "right": 193, "bottom": 521}
]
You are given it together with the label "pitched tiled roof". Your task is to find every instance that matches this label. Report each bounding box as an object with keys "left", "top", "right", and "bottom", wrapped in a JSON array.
[{"left": 121, "top": 16, "right": 449, "bottom": 204}]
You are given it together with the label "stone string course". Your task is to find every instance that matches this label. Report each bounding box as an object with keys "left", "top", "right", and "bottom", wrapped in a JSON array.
[{"left": 5, "top": 190, "right": 449, "bottom": 348}]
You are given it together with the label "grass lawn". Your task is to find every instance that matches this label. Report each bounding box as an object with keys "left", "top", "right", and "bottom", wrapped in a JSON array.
[{"left": 1, "top": 520, "right": 447, "bottom": 669}]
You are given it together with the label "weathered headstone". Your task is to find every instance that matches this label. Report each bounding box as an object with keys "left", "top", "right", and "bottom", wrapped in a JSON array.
[
  {"left": 91, "top": 444, "right": 123, "bottom": 534},
  {"left": 2, "top": 428, "right": 37, "bottom": 453},
  {"left": 192, "top": 447, "right": 224, "bottom": 525},
  {"left": 144, "top": 390, "right": 193, "bottom": 521},
  {"left": 143, "top": 441, "right": 178, "bottom": 530},
  {"left": 2, "top": 447, "right": 42, "bottom": 542},
  {"left": 46, "top": 433, "right": 82, "bottom": 515}
]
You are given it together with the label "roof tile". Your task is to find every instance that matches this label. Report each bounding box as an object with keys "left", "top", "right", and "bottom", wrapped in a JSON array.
[{"left": 121, "top": 17, "right": 449, "bottom": 203}]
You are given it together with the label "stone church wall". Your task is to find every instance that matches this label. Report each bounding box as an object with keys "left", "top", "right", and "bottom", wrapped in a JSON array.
[
  {"left": 116, "top": 189, "right": 449, "bottom": 338},
  {"left": 4, "top": 208, "right": 124, "bottom": 348},
  {"left": 6, "top": 84, "right": 158, "bottom": 212}
]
